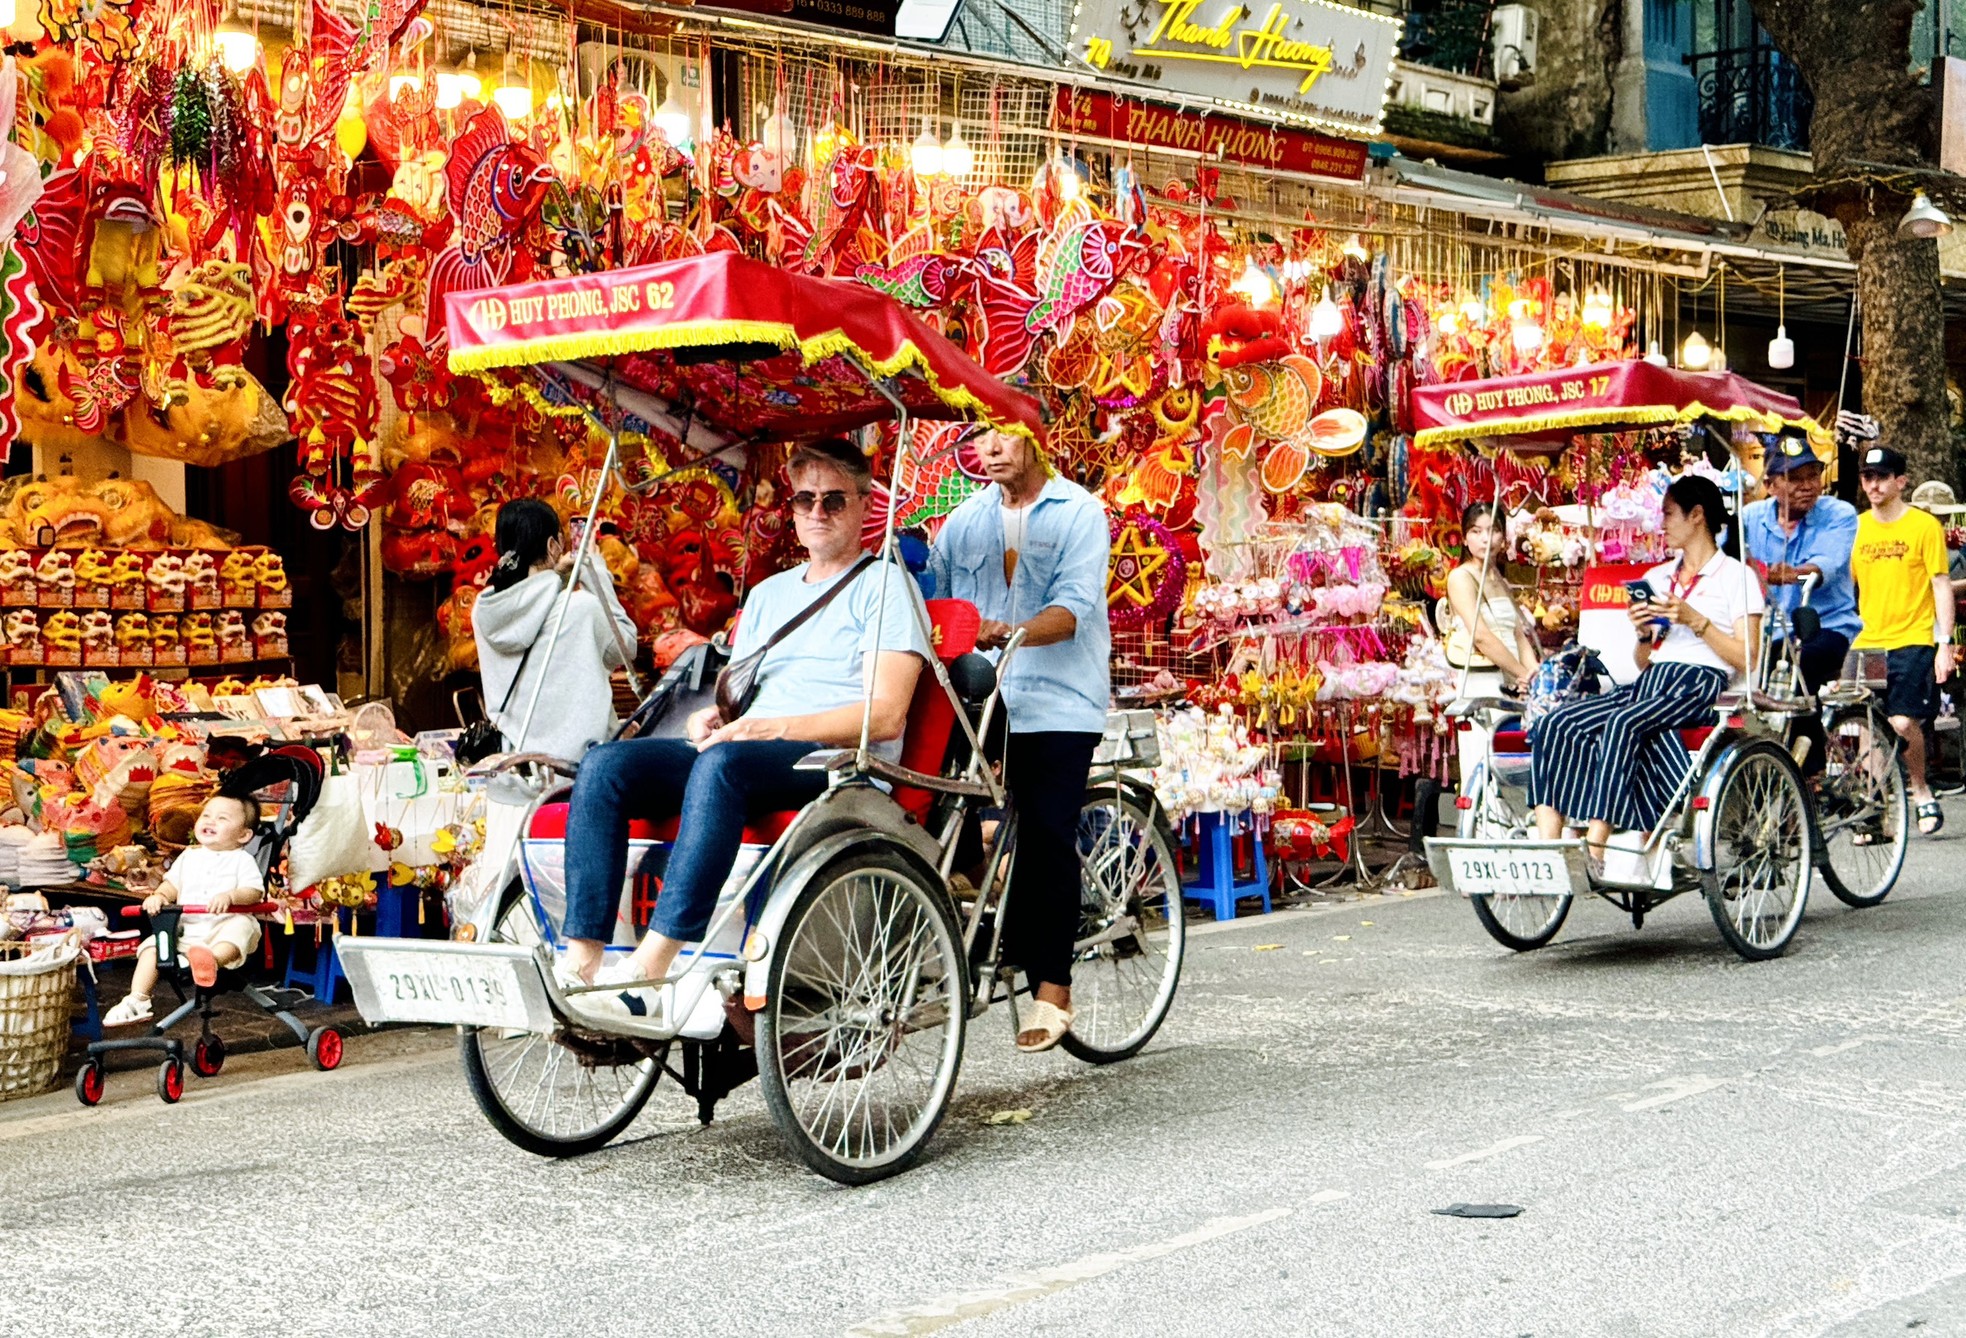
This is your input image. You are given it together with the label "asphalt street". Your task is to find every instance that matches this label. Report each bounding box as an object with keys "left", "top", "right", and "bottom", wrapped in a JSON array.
[{"left": 16, "top": 820, "right": 1966, "bottom": 1337}]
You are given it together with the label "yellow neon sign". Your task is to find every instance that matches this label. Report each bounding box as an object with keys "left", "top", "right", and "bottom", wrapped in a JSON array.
[{"left": 1134, "top": 0, "right": 1337, "bottom": 95}]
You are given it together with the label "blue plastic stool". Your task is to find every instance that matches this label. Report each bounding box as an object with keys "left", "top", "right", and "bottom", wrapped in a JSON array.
[
  {"left": 1181, "top": 811, "right": 1271, "bottom": 921},
  {"left": 283, "top": 909, "right": 349, "bottom": 1004}
]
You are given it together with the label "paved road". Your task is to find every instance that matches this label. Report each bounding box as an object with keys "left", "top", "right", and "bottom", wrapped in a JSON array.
[{"left": 16, "top": 826, "right": 1966, "bottom": 1337}]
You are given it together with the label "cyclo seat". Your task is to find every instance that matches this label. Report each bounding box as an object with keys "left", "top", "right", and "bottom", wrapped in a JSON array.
[{"left": 1492, "top": 725, "right": 1715, "bottom": 755}]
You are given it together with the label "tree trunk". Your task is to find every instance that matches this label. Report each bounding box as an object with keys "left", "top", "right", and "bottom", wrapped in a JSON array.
[{"left": 1751, "top": 0, "right": 1953, "bottom": 485}]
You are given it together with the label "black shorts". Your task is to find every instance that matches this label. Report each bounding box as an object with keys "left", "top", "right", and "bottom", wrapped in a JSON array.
[{"left": 1883, "top": 645, "right": 1940, "bottom": 722}]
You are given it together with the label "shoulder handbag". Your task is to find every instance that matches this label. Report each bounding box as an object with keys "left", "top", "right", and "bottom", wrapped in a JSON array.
[
  {"left": 715, "top": 555, "right": 875, "bottom": 722},
  {"left": 455, "top": 640, "right": 534, "bottom": 765}
]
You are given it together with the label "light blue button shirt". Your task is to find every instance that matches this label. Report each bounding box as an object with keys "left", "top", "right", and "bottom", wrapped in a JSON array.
[
  {"left": 1742, "top": 494, "right": 1861, "bottom": 639},
  {"left": 929, "top": 475, "right": 1111, "bottom": 735}
]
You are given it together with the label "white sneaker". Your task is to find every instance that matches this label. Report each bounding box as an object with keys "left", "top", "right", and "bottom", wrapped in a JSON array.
[
  {"left": 104, "top": 995, "right": 153, "bottom": 1027},
  {"left": 554, "top": 960, "right": 665, "bottom": 1024}
]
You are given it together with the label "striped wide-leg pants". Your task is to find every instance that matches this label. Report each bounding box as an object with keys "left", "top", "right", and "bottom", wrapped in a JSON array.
[{"left": 1527, "top": 661, "right": 1729, "bottom": 831}]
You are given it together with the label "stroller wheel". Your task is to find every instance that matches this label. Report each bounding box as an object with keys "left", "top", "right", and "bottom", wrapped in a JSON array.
[
  {"left": 192, "top": 1035, "right": 225, "bottom": 1077},
  {"left": 307, "top": 1026, "right": 344, "bottom": 1071},
  {"left": 157, "top": 1058, "right": 185, "bottom": 1104},
  {"left": 75, "top": 1060, "right": 105, "bottom": 1106}
]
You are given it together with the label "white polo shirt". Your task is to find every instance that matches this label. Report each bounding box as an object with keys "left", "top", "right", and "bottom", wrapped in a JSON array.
[{"left": 1642, "top": 551, "right": 1766, "bottom": 677}]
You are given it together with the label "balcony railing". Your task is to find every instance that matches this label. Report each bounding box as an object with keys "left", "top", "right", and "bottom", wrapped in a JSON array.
[{"left": 1686, "top": 42, "right": 1813, "bottom": 151}]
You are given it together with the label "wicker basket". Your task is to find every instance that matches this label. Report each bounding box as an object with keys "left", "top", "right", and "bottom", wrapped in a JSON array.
[{"left": 0, "top": 939, "right": 79, "bottom": 1101}]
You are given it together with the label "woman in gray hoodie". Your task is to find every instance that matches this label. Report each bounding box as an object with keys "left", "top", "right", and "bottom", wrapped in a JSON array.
[{"left": 471, "top": 499, "right": 638, "bottom": 762}]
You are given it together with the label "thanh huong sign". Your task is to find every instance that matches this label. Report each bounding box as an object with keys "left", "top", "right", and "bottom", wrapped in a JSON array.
[{"left": 1071, "top": 0, "right": 1401, "bottom": 136}]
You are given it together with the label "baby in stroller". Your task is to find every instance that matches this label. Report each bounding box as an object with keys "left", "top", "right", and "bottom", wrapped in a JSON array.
[{"left": 104, "top": 795, "right": 265, "bottom": 1026}]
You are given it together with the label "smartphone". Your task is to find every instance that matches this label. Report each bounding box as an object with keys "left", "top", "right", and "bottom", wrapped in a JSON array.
[{"left": 1625, "top": 579, "right": 1670, "bottom": 641}]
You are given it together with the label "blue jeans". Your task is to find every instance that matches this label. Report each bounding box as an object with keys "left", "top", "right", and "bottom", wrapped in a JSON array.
[{"left": 561, "top": 738, "right": 828, "bottom": 945}]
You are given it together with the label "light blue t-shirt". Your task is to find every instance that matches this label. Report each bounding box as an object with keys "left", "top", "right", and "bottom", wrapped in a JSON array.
[
  {"left": 733, "top": 557, "right": 934, "bottom": 762},
  {"left": 929, "top": 474, "right": 1112, "bottom": 735}
]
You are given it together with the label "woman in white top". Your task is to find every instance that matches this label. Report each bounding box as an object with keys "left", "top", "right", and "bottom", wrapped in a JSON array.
[
  {"left": 1444, "top": 502, "right": 1541, "bottom": 787},
  {"left": 1528, "top": 475, "right": 1763, "bottom": 859}
]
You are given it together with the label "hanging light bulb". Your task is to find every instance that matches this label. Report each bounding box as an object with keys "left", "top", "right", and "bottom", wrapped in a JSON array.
[
  {"left": 1459, "top": 298, "right": 1487, "bottom": 326},
  {"left": 1581, "top": 285, "right": 1613, "bottom": 330},
  {"left": 1709, "top": 344, "right": 1727, "bottom": 372},
  {"left": 1342, "top": 233, "right": 1369, "bottom": 262},
  {"left": 213, "top": 24, "right": 258, "bottom": 73},
  {"left": 761, "top": 104, "right": 798, "bottom": 159},
  {"left": 911, "top": 118, "right": 944, "bottom": 176},
  {"left": 0, "top": 0, "right": 18, "bottom": 27},
  {"left": 1057, "top": 156, "right": 1082, "bottom": 201},
  {"left": 1435, "top": 310, "right": 1459, "bottom": 336},
  {"left": 1900, "top": 191, "right": 1954, "bottom": 239},
  {"left": 1511, "top": 317, "right": 1545, "bottom": 355},
  {"left": 435, "top": 60, "right": 482, "bottom": 111},
  {"left": 1308, "top": 287, "right": 1346, "bottom": 341},
  {"left": 1681, "top": 329, "right": 1712, "bottom": 369},
  {"left": 491, "top": 80, "right": 533, "bottom": 120},
  {"left": 1767, "top": 266, "right": 1794, "bottom": 369},
  {"left": 1229, "top": 258, "right": 1275, "bottom": 308},
  {"left": 1644, "top": 339, "right": 1669, "bottom": 367},
  {"left": 653, "top": 87, "right": 692, "bottom": 148},
  {"left": 941, "top": 121, "right": 974, "bottom": 178}
]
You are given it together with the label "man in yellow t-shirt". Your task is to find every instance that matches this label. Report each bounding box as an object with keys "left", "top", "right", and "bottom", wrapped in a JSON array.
[{"left": 1852, "top": 445, "right": 1957, "bottom": 834}]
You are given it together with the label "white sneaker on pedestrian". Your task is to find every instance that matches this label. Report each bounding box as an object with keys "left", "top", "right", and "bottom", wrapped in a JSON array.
[{"left": 104, "top": 994, "right": 153, "bottom": 1027}]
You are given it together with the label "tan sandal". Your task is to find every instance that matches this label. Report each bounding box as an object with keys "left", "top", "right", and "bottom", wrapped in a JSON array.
[{"left": 1015, "top": 999, "right": 1073, "bottom": 1053}]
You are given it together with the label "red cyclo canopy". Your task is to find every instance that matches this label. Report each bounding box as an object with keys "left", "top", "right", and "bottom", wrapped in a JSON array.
[
  {"left": 1409, "top": 359, "right": 1826, "bottom": 451},
  {"left": 442, "top": 252, "right": 1043, "bottom": 446}
]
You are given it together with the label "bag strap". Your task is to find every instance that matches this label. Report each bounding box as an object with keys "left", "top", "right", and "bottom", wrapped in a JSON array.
[
  {"left": 747, "top": 554, "right": 876, "bottom": 662},
  {"left": 495, "top": 640, "right": 537, "bottom": 716}
]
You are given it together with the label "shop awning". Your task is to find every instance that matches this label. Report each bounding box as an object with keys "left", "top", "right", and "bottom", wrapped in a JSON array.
[
  {"left": 443, "top": 252, "right": 1043, "bottom": 444},
  {"left": 1409, "top": 359, "right": 1827, "bottom": 450}
]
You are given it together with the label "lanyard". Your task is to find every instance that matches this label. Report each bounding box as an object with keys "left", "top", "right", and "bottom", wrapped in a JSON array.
[{"left": 1669, "top": 562, "right": 1705, "bottom": 603}]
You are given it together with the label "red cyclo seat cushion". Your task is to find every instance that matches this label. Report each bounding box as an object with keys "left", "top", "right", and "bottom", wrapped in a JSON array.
[
  {"left": 1487, "top": 725, "right": 1713, "bottom": 757},
  {"left": 526, "top": 802, "right": 795, "bottom": 846}
]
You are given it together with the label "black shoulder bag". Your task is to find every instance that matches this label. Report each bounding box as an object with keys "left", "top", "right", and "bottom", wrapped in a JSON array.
[
  {"left": 455, "top": 641, "right": 534, "bottom": 764},
  {"left": 714, "top": 555, "right": 875, "bottom": 721}
]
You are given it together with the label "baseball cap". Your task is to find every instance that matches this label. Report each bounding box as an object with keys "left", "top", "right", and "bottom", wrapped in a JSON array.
[
  {"left": 1859, "top": 445, "right": 1908, "bottom": 476},
  {"left": 1761, "top": 434, "right": 1822, "bottom": 476}
]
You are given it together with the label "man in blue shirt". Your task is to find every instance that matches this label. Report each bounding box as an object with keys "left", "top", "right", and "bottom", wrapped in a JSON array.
[
  {"left": 1743, "top": 433, "right": 1860, "bottom": 692},
  {"left": 930, "top": 428, "right": 1110, "bottom": 1054}
]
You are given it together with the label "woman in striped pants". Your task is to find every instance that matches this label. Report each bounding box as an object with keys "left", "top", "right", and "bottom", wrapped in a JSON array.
[{"left": 1530, "top": 475, "right": 1764, "bottom": 860}]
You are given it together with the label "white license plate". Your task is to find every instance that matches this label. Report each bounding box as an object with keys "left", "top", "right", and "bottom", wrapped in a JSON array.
[
  {"left": 350, "top": 948, "right": 533, "bottom": 1029},
  {"left": 1447, "top": 847, "right": 1573, "bottom": 898}
]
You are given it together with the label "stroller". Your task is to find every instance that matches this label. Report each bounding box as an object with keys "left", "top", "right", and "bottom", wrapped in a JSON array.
[{"left": 75, "top": 745, "right": 344, "bottom": 1105}]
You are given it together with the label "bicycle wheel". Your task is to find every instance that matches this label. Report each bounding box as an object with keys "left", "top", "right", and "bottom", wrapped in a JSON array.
[
  {"left": 1816, "top": 704, "right": 1908, "bottom": 908},
  {"left": 1704, "top": 742, "right": 1813, "bottom": 961},
  {"left": 756, "top": 849, "right": 967, "bottom": 1185},
  {"left": 459, "top": 879, "right": 661, "bottom": 1158},
  {"left": 1060, "top": 786, "right": 1186, "bottom": 1064},
  {"left": 1460, "top": 764, "right": 1571, "bottom": 951}
]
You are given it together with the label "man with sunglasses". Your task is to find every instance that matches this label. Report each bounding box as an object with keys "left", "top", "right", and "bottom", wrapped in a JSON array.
[
  {"left": 930, "top": 428, "right": 1111, "bottom": 1054},
  {"left": 555, "top": 438, "right": 933, "bottom": 1022}
]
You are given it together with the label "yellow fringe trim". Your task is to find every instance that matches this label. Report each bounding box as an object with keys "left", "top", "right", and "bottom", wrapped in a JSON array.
[
  {"left": 1414, "top": 401, "right": 1830, "bottom": 451},
  {"left": 447, "top": 317, "right": 1039, "bottom": 442},
  {"left": 469, "top": 376, "right": 668, "bottom": 470}
]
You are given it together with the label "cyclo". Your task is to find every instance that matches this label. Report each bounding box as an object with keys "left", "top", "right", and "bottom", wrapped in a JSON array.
[
  {"left": 1412, "top": 362, "right": 1907, "bottom": 961},
  {"left": 337, "top": 255, "right": 1186, "bottom": 1183}
]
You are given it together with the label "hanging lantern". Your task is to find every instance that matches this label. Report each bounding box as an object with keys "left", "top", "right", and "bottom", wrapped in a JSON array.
[
  {"left": 334, "top": 89, "right": 367, "bottom": 161},
  {"left": 491, "top": 83, "right": 533, "bottom": 120},
  {"left": 1681, "top": 330, "right": 1712, "bottom": 369},
  {"left": 1581, "top": 285, "right": 1613, "bottom": 330}
]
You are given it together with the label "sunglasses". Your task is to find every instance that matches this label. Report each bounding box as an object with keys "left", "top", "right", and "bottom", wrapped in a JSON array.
[{"left": 789, "top": 489, "right": 854, "bottom": 516}]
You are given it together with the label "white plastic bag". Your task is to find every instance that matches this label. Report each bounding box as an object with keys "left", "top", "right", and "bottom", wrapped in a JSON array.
[{"left": 287, "top": 771, "right": 372, "bottom": 893}]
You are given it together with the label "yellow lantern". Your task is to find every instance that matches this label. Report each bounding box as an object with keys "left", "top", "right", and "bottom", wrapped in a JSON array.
[{"left": 335, "top": 99, "right": 368, "bottom": 162}]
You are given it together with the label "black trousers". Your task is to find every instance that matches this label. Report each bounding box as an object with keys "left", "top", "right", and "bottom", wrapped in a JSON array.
[{"left": 1002, "top": 731, "right": 1101, "bottom": 990}]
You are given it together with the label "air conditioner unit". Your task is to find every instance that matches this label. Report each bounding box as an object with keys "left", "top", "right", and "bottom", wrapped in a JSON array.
[
  {"left": 574, "top": 42, "right": 694, "bottom": 103},
  {"left": 1492, "top": 4, "right": 1539, "bottom": 88}
]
